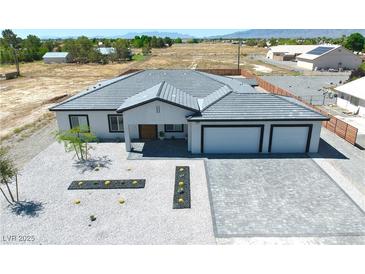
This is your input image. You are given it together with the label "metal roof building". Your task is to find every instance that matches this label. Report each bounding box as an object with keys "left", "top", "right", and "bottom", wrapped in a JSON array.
[
  {"left": 43, "top": 52, "right": 71, "bottom": 64},
  {"left": 297, "top": 45, "right": 362, "bottom": 71}
]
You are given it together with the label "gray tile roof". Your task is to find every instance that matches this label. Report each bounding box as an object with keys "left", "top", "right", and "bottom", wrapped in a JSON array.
[
  {"left": 197, "top": 71, "right": 258, "bottom": 93},
  {"left": 117, "top": 81, "right": 200, "bottom": 112},
  {"left": 50, "top": 69, "right": 328, "bottom": 122},
  {"left": 50, "top": 69, "right": 253, "bottom": 111},
  {"left": 200, "top": 85, "right": 232, "bottom": 110},
  {"left": 188, "top": 93, "right": 329, "bottom": 121}
]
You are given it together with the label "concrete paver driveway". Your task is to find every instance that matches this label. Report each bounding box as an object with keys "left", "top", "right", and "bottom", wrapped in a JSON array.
[{"left": 206, "top": 157, "right": 365, "bottom": 237}]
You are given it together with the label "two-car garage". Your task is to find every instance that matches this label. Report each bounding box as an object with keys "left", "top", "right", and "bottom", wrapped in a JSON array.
[{"left": 201, "top": 124, "right": 315, "bottom": 154}]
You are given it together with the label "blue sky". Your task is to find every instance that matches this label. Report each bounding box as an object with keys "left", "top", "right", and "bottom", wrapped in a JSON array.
[{"left": 9, "top": 29, "right": 242, "bottom": 38}]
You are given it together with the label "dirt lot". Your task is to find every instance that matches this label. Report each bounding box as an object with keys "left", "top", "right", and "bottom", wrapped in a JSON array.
[
  {"left": 0, "top": 61, "right": 136, "bottom": 140},
  {"left": 133, "top": 43, "right": 291, "bottom": 75}
]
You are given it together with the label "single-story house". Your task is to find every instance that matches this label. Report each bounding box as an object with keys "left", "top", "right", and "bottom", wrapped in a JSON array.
[
  {"left": 266, "top": 45, "right": 318, "bottom": 61},
  {"left": 297, "top": 45, "right": 362, "bottom": 71},
  {"left": 97, "top": 47, "right": 116, "bottom": 55},
  {"left": 335, "top": 77, "right": 365, "bottom": 116},
  {"left": 50, "top": 70, "right": 329, "bottom": 154},
  {"left": 43, "top": 52, "right": 71, "bottom": 64}
]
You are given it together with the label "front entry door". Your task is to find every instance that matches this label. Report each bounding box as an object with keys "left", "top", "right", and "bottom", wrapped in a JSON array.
[{"left": 139, "top": 124, "right": 157, "bottom": 139}]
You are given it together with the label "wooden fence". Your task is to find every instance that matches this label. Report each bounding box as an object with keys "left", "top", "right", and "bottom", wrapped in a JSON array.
[{"left": 119, "top": 68, "right": 358, "bottom": 145}]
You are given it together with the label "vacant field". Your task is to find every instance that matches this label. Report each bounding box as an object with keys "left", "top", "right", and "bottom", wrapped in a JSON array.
[
  {"left": 0, "top": 43, "right": 291, "bottom": 149},
  {"left": 133, "top": 43, "right": 291, "bottom": 75},
  {"left": 0, "top": 61, "right": 135, "bottom": 139}
]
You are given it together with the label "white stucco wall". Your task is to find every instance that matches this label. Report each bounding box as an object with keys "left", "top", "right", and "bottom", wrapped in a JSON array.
[
  {"left": 337, "top": 97, "right": 365, "bottom": 116},
  {"left": 297, "top": 60, "right": 314, "bottom": 70},
  {"left": 54, "top": 110, "right": 139, "bottom": 140},
  {"left": 123, "top": 100, "right": 194, "bottom": 139},
  {"left": 190, "top": 120, "right": 322, "bottom": 154}
]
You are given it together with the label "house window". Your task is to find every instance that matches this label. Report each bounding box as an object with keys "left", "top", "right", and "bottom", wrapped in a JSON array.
[
  {"left": 350, "top": 96, "right": 360, "bottom": 106},
  {"left": 108, "top": 115, "right": 124, "bottom": 132},
  {"left": 69, "top": 115, "right": 89, "bottom": 131},
  {"left": 164, "top": 124, "right": 184, "bottom": 132}
]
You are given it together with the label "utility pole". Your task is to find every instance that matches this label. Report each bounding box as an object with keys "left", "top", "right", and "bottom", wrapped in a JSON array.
[{"left": 237, "top": 39, "right": 241, "bottom": 72}]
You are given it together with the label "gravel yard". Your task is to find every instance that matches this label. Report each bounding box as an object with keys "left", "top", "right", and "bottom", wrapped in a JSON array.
[
  {"left": 0, "top": 142, "right": 215, "bottom": 244},
  {"left": 261, "top": 75, "right": 348, "bottom": 105}
]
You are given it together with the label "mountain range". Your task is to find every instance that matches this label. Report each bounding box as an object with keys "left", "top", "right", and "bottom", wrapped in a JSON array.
[
  {"left": 119, "top": 31, "right": 194, "bottom": 39},
  {"left": 210, "top": 29, "right": 365, "bottom": 39}
]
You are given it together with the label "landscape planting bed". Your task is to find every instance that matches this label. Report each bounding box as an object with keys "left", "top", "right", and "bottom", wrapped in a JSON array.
[
  {"left": 68, "top": 179, "right": 145, "bottom": 190},
  {"left": 173, "top": 166, "right": 191, "bottom": 209}
]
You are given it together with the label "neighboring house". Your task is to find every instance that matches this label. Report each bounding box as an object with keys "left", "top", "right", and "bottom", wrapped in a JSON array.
[
  {"left": 49, "top": 70, "right": 329, "bottom": 154},
  {"left": 335, "top": 77, "right": 365, "bottom": 116},
  {"left": 97, "top": 47, "right": 116, "bottom": 55},
  {"left": 297, "top": 45, "right": 362, "bottom": 71},
  {"left": 266, "top": 45, "right": 317, "bottom": 61},
  {"left": 43, "top": 52, "right": 71, "bottom": 64}
]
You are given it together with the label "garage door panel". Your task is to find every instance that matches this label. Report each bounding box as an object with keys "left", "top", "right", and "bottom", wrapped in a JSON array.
[
  {"left": 203, "top": 126, "right": 262, "bottom": 154},
  {"left": 270, "top": 126, "right": 310, "bottom": 153}
]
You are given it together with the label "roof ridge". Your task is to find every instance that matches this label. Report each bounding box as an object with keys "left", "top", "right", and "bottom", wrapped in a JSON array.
[
  {"left": 156, "top": 81, "right": 165, "bottom": 97},
  {"left": 49, "top": 70, "right": 143, "bottom": 111},
  {"left": 201, "top": 86, "right": 233, "bottom": 111}
]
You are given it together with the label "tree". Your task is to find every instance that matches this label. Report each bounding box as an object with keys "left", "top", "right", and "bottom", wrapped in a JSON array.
[
  {"left": 164, "top": 37, "right": 172, "bottom": 47},
  {"left": 1, "top": 29, "right": 21, "bottom": 75},
  {"left": 132, "top": 36, "right": 144, "bottom": 48},
  {"left": 56, "top": 127, "right": 98, "bottom": 161},
  {"left": 22, "top": 35, "right": 43, "bottom": 61},
  {"left": 269, "top": 38, "right": 278, "bottom": 46},
  {"left": 344, "top": 33, "right": 365, "bottom": 52},
  {"left": 150, "top": 36, "right": 158, "bottom": 48},
  {"left": 0, "top": 148, "right": 19, "bottom": 205},
  {"left": 348, "top": 63, "right": 365, "bottom": 81},
  {"left": 142, "top": 42, "right": 151, "bottom": 56},
  {"left": 114, "top": 39, "right": 132, "bottom": 61},
  {"left": 174, "top": 37, "right": 182, "bottom": 44},
  {"left": 88, "top": 49, "right": 104, "bottom": 63}
]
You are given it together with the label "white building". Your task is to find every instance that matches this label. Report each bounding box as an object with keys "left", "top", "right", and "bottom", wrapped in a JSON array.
[
  {"left": 97, "top": 47, "right": 116, "bottom": 55},
  {"left": 266, "top": 45, "right": 317, "bottom": 61},
  {"left": 43, "top": 52, "right": 71, "bottom": 64},
  {"left": 297, "top": 45, "right": 362, "bottom": 71},
  {"left": 50, "top": 70, "right": 328, "bottom": 154},
  {"left": 335, "top": 77, "right": 365, "bottom": 116}
]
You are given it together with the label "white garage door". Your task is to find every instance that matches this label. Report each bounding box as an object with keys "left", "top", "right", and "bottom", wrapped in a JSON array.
[
  {"left": 270, "top": 126, "right": 311, "bottom": 153},
  {"left": 203, "top": 126, "right": 262, "bottom": 153}
]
